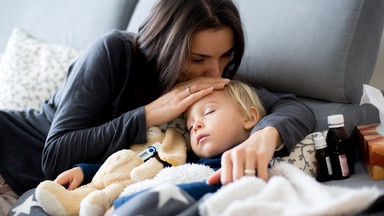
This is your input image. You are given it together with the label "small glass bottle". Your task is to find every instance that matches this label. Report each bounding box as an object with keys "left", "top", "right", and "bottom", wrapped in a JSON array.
[
  {"left": 326, "top": 114, "right": 350, "bottom": 180},
  {"left": 314, "top": 136, "right": 333, "bottom": 182}
]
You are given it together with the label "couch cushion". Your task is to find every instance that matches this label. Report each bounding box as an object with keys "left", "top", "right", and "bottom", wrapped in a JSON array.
[
  {"left": 0, "top": 0, "right": 138, "bottom": 51},
  {"left": 235, "top": 0, "right": 384, "bottom": 103},
  {"left": 302, "top": 98, "right": 379, "bottom": 132},
  {"left": 0, "top": 28, "right": 81, "bottom": 110}
]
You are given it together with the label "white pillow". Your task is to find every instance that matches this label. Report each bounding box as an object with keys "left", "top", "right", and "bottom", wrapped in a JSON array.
[{"left": 0, "top": 28, "right": 81, "bottom": 110}]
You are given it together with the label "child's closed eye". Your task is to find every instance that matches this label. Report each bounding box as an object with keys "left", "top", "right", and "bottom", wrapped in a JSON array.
[{"left": 204, "top": 109, "right": 215, "bottom": 116}]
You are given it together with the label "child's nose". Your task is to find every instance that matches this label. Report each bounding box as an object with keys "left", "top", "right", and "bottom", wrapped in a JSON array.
[{"left": 193, "top": 122, "right": 204, "bottom": 132}]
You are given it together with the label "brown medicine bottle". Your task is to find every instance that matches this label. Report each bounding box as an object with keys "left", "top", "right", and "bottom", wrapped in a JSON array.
[{"left": 326, "top": 114, "right": 350, "bottom": 180}]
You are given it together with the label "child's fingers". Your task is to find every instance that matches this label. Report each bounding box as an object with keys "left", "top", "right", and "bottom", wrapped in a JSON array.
[
  {"left": 54, "top": 174, "right": 68, "bottom": 186},
  {"left": 54, "top": 167, "right": 84, "bottom": 189},
  {"left": 67, "top": 180, "right": 80, "bottom": 191},
  {"left": 207, "top": 169, "right": 221, "bottom": 185}
]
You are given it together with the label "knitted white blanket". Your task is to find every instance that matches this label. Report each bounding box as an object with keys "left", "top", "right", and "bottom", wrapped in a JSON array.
[{"left": 200, "top": 162, "right": 383, "bottom": 216}]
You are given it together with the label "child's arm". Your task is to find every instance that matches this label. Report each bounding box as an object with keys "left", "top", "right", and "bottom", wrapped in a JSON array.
[
  {"left": 54, "top": 163, "right": 101, "bottom": 190},
  {"left": 54, "top": 142, "right": 161, "bottom": 191}
]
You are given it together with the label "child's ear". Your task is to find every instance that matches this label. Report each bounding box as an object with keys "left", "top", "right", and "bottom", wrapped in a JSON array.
[{"left": 243, "top": 107, "right": 260, "bottom": 130}]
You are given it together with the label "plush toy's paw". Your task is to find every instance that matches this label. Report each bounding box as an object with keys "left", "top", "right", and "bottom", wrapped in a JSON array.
[
  {"left": 35, "top": 180, "right": 72, "bottom": 216},
  {"left": 36, "top": 180, "right": 95, "bottom": 216},
  {"left": 80, "top": 183, "right": 124, "bottom": 216},
  {"left": 80, "top": 190, "right": 108, "bottom": 216}
]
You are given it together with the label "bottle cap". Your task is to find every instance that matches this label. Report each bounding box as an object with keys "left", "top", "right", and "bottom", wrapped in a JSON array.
[
  {"left": 314, "top": 136, "right": 327, "bottom": 149},
  {"left": 327, "top": 114, "right": 344, "bottom": 128}
]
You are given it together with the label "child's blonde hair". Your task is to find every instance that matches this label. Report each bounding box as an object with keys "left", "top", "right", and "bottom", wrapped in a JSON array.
[{"left": 224, "top": 80, "right": 266, "bottom": 120}]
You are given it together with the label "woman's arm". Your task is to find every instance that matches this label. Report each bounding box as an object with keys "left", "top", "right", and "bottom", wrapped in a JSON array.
[
  {"left": 42, "top": 31, "right": 148, "bottom": 179},
  {"left": 253, "top": 87, "right": 316, "bottom": 155}
]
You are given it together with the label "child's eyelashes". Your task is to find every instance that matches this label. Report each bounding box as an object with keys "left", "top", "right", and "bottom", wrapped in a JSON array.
[
  {"left": 204, "top": 109, "right": 215, "bottom": 116},
  {"left": 187, "top": 108, "right": 216, "bottom": 132}
]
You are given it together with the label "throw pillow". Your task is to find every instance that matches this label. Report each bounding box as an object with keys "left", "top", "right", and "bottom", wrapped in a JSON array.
[
  {"left": 159, "top": 114, "right": 190, "bottom": 149},
  {"left": 270, "top": 131, "right": 327, "bottom": 177},
  {"left": 0, "top": 28, "right": 81, "bottom": 110}
]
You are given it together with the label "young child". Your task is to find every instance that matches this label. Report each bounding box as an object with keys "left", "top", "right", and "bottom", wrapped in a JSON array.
[
  {"left": 54, "top": 80, "right": 266, "bottom": 214},
  {"left": 102, "top": 80, "right": 267, "bottom": 214},
  {"left": 186, "top": 79, "right": 266, "bottom": 159}
]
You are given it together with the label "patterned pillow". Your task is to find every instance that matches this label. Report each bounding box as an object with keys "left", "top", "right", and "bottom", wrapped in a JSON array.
[
  {"left": 159, "top": 114, "right": 190, "bottom": 149},
  {"left": 0, "top": 28, "right": 81, "bottom": 110},
  {"left": 270, "top": 131, "right": 327, "bottom": 177}
]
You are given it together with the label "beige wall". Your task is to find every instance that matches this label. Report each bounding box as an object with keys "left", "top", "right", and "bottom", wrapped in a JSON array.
[{"left": 370, "top": 30, "right": 384, "bottom": 90}]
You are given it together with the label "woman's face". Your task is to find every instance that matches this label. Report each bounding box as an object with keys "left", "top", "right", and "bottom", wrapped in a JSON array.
[{"left": 185, "top": 26, "right": 234, "bottom": 79}]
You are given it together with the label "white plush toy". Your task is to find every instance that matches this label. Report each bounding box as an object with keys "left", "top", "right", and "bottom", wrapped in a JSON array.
[{"left": 35, "top": 126, "right": 187, "bottom": 216}]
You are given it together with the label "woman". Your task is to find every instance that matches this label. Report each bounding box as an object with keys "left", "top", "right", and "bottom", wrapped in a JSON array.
[{"left": 0, "top": 0, "right": 315, "bottom": 212}]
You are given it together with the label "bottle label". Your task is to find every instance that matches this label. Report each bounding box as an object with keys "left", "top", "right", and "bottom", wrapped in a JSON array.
[
  {"left": 325, "top": 156, "right": 333, "bottom": 175},
  {"left": 338, "top": 154, "right": 349, "bottom": 176}
]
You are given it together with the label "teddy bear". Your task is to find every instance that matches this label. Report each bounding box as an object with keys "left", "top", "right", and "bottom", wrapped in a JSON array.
[{"left": 35, "top": 126, "right": 187, "bottom": 216}]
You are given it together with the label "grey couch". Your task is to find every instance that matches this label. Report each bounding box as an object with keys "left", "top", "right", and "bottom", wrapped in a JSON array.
[
  {"left": 1, "top": 0, "right": 384, "bottom": 202},
  {"left": 2, "top": 0, "right": 381, "bottom": 133}
]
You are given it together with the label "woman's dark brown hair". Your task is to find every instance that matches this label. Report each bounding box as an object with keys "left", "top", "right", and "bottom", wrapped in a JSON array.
[{"left": 137, "top": 0, "right": 244, "bottom": 93}]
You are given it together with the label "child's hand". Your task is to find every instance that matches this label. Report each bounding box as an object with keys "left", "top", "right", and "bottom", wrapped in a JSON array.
[{"left": 54, "top": 166, "right": 84, "bottom": 190}]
